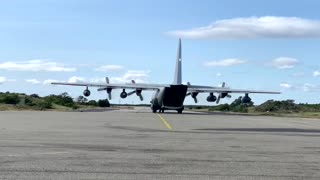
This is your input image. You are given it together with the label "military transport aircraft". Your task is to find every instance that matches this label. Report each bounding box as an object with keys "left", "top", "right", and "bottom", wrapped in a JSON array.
[{"left": 52, "top": 39, "right": 280, "bottom": 113}]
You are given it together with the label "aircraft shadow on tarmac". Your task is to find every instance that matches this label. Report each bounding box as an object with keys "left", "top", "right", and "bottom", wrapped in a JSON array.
[
  {"left": 136, "top": 111, "right": 258, "bottom": 116},
  {"left": 193, "top": 128, "right": 320, "bottom": 133}
]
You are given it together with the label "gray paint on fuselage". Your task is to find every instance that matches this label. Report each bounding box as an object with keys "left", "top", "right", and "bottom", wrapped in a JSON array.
[
  {"left": 151, "top": 39, "right": 187, "bottom": 112},
  {"left": 151, "top": 85, "right": 187, "bottom": 111}
]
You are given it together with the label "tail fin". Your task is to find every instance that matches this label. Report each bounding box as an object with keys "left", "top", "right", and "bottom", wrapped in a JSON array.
[{"left": 173, "top": 38, "right": 182, "bottom": 84}]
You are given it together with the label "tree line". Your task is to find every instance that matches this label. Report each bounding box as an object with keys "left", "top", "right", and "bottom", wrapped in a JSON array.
[
  {"left": 1, "top": 91, "right": 320, "bottom": 113},
  {"left": 0, "top": 92, "right": 110, "bottom": 110}
]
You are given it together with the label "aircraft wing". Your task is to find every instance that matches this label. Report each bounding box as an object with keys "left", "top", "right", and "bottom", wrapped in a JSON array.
[
  {"left": 187, "top": 85, "right": 281, "bottom": 94},
  {"left": 51, "top": 82, "right": 169, "bottom": 90}
]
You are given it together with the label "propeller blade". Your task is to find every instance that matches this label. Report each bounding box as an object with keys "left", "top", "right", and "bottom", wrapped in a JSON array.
[
  {"left": 97, "top": 87, "right": 106, "bottom": 91},
  {"left": 106, "top": 77, "right": 109, "bottom": 84},
  {"left": 108, "top": 92, "right": 112, "bottom": 100},
  {"left": 138, "top": 94, "right": 143, "bottom": 101},
  {"left": 216, "top": 95, "right": 221, "bottom": 104},
  {"left": 127, "top": 90, "right": 136, "bottom": 96},
  {"left": 226, "top": 94, "right": 232, "bottom": 98},
  {"left": 186, "top": 92, "right": 191, "bottom": 96},
  {"left": 131, "top": 80, "right": 136, "bottom": 84},
  {"left": 221, "top": 82, "right": 226, "bottom": 88},
  {"left": 193, "top": 97, "right": 198, "bottom": 103}
]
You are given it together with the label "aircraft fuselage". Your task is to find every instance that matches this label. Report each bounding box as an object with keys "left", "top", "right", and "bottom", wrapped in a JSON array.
[{"left": 151, "top": 84, "right": 188, "bottom": 113}]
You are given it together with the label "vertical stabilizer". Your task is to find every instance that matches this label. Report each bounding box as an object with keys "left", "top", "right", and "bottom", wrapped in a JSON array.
[{"left": 173, "top": 38, "right": 182, "bottom": 84}]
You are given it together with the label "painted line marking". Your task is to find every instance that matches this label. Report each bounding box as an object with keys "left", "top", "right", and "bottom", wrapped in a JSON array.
[{"left": 157, "top": 114, "right": 173, "bottom": 130}]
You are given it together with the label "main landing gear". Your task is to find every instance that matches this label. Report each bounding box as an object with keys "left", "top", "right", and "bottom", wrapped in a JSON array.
[
  {"left": 152, "top": 107, "right": 184, "bottom": 114},
  {"left": 177, "top": 107, "right": 184, "bottom": 114}
]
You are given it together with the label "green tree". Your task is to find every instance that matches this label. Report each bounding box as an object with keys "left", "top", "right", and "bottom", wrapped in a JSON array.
[
  {"left": 98, "top": 99, "right": 110, "bottom": 107},
  {"left": 0, "top": 93, "right": 20, "bottom": 105},
  {"left": 76, "top": 95, "right": 88, "bottom": 104},
  {"left": 87, "top": 100, "right": 98, "bottom": 106}
]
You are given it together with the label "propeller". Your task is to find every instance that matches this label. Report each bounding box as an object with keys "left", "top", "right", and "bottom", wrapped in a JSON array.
[
  {"left": 127, "top": 90, "right": 143, "bottom": 101},
  {"left": 127, "top": 80, "right": 144, "bottom": 101},
  {"left": 216, "top": 82, "right": 231, "bottom": 104},
  {"left": 127, "top": 90, "right": 136, "bottom": 96},
  {"left": 186, "top": 92, "right": 198, "bottom": 103},
  {"left": 137, "top": 93, "right": 143, "bottom": 101},
  {"left": 97, "top": 77, "right": 112, "bottom": 100}
]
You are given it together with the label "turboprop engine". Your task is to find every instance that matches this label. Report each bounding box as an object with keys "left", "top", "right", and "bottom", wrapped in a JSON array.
[
  {"left": 83, "top": 87, "right": 91, "bottom": 97},
  {"left": 242, "top": 93, "right": 252, "bottom": 104},
  {"left": 206, "top": 93, "right": 217, "bottom": 102},
  {"left": 120, "top": 89, "right": 128, "bottom": 99},
  {"left": 127, "top": 89, "right": 144, "bottom": 101}
]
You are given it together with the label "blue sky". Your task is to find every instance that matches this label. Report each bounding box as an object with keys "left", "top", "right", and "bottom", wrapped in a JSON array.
[{"left": 0, "top": 0, "right": 320, "bottom": 105}]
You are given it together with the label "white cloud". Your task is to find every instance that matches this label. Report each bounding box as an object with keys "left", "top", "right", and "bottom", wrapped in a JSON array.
[
  {"left": 68, "top": 76, "right": 86, "bottom": 83},
  {"left": 95, "top": 65, "right": 124, "bottom": 72},
  {"left": 0, "top": 77, "right": 16, "bottom": 84},
  {"left": 110, "top": 70, "right": 150, "bottom": 83},
  {"left": 216, "top": 73, "right": 222, "bottom": 77},
  {"left": 43, "top": 79, "right": 60, "bottom": 85},
  {"left": 269, "top": 57, "right": 299, "bottom": 69},
  {"left": 279, "top": 83, "right": 320, "bottom": 92},
  {"left": 25, "top": 79, "right": 41, "bottom": 84},
  {"left": 51, "top": 70, "right": 150, "bottom": 85},
  {"left": 204, "top": 59, "right": 247, "bottom": 67},
  {"left": 280, "top": 83, "right": 293, "bottom": 89},
  {"left": 0, "top": 60, "right": 76, "bottom": 72},
  {"left": 167, "top": 16, "right": 320, "bottom": 39},
  {"left": 313, "top": 71, "right": 320, "bottom": 77}
]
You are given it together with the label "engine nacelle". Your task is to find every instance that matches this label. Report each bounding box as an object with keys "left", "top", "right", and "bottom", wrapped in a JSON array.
[
  {"left": 83, "top": 89, "right": 91, "bottom": 97},
  {"left": 120, "top": 91, "right": 128, "bottom": 99},
  {"left": 136, "top": 89, "right": 142, "bottom": 96},
  {"left": 106, "top": 88, "right": 112, "bottom": 94},
  {"left": 206, "top": 93, "right": 217, "bottom": 102},
  {"left": 242, "top": 94, "right": 252, "bottom": 104}
]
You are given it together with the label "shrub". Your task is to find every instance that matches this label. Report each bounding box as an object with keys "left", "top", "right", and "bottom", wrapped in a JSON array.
[
  {"left": 98, "top": 99, "right": 110, "bottom": 107},
  {"left": 0, "top": 93, "right": 20, "bottom": 105}
]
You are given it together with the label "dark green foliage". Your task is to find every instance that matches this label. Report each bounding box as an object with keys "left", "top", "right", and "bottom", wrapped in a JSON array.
[
  {"left": 30, "top": 94, "right": 40, "bottom": 98},
  {"left": 98, "top": 99, "right": 110, "bottom": 107},
  {"left": 0, "top": 91, "right": 110, "bottom": 111},
  {"left": 208, "top": 96, "right": 253, "bottom": 113},
  {"left": 44, "top": 92, "right": 75, "bottom": 107},
  {"left": 76, "top": 95, "right": 88, "bottom": 104},
  {"left": 209, "top": 104, "right": 230, "bottom": 111},
  {"left": 33, "top": 99, "right": 52, "bottom": 110},
  {"left": 298, "top": 103, "right": 320, "bottom": 112},
  {"left": 255, "top": 100, "right": 300, "bottom": 113},
  {"left": 87, "top": 100, "right": 98, "bottom": 106},
  {"left": 0, "top": 93, "right": 20, "bottom": 104}
]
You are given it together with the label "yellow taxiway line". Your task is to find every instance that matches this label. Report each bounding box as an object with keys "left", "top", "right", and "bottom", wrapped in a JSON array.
[{"left": 157, "top": 114, "right": 173, "bottom": 130}]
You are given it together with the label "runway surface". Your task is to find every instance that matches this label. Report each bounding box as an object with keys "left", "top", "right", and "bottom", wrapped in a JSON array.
[{"left": 0, "top": 109, "right": 320, "bottom": 179}]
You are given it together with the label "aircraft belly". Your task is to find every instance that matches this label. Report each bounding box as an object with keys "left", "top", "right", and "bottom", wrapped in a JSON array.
[{"left": 162, "top": 85, "right": 187, "bottom": 108}]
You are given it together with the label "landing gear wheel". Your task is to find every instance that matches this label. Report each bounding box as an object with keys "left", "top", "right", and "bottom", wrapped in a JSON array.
[
  {"left": 161, "top": 109, "right": 165, "bottom": 113},
  {"left": 177, "top": 107, "right": 184, "bottom": 114},
  {"left": 152, "top": 106, "right": 158, "bottom": 113}
]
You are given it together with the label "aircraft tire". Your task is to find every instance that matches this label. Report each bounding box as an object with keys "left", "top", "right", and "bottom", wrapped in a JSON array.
[{"left": 152, "top": 109, "right": 157, "bottom": 113}]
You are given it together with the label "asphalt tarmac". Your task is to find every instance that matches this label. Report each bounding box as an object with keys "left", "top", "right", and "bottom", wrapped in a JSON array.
[{"left": 0, "top": 109, "right": 320, "bottom": 179}]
